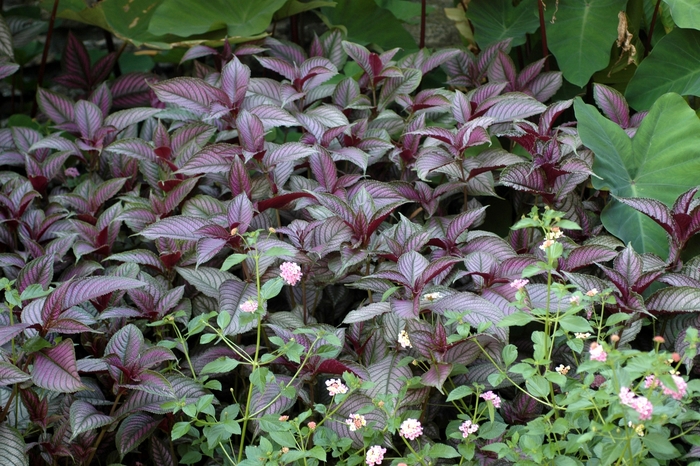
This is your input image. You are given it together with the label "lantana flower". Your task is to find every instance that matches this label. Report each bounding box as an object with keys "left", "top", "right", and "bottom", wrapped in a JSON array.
[
  {"left": 325, "top": 378, "right": 348, "bottom": 396},
  {"left": 589, "top": 342, "right": 607, "bottom": 362},
  {"left": 280, "top": 262, "right": 303, "bottom": 286},
  {"left": 239, "top": 300, "right": 258, "bottom": 313},
  {"left": 459, "top": 420, "right": 479, "bottom": 438},
  {"left": 510, "top": 279, "right": 529, "bottom": 290},
  {"left": 399, "top": 418, "right": 423, "bottom": 440},
  {"left": 398, "top": 330, "right": 412, "bottom": 348},
  {"left": 346, "top": 413, "right": 366, "bottom": 431},
  {"left": 365, "top": 445, "right": 386, "bottom": 465},
  {"left": 480, "top": 391, "right": 501, "bottom": 408}
]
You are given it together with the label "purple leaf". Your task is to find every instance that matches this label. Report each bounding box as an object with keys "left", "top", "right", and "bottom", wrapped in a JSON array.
[
  {"left": 255, "top": 56, "right": 296, "bottom": 81},
  {"left": 69, "top": 400, "right": 114, "bottom": 440},
  {"left": 59, "top": 32, "right": 91, "bottom": 90},
  {"left": 397, "top": 251, "right": 429, "bottom": 289},
  {"left": 487, "top": 50, "right": 517, "bottom": 86},
  {"left": 36, "top": 88, "right": 75, "bottom": 124},
  {"left": 614, "top": 244, "right": 643, "bottom": 286},
  {"left": 615, "top": 196, "right": 674, "bottom": 235},
  {"left": 116, "top": 413, "right": 161, "bottom": 458},
  {"left": 32, "top": 339, "right": 85, "bottom": 393},
  {"left": 105, "top": 324, "right": 144, "bottom": 368},
  {"left": 111, "top": 72, "right": 154, "bottom": 108},
  {"left": 646, "top": 286, "right": 700, "bottom": 314},
  {"left": 176, "top": 266, "right": 236, "bottom": 298},
  {"left": 421, "top": 362, "right": 452, "bottom": 390},
  {"left": 150, "top": 435, "right": 177, "bottom": 466},
  {"left": 0, "top": 60, "right": 19, "bottom": 80},
  {"left": 104, "top": 108, "right": 162, "bottom": 130},
  {"left": 236, "top": 110, "right": 265, "bottom": 153},
  {"left": 343, "top": 302, "right": 391, "bottom": 324},
  {"left": 0, "top": 362, "right": 31, "bottom": 386},
  {"left": 61, "top": 277, "right": 144, "bottom": 311},
  {"left": 115, "top": 375, "right": 206, "bottom": 416},
  {"left": 150, "top": 77, "right": 227, "bottom": 114},
  {"left": 74, "top": 100, "right": 104, "bottom": 139},
  {"left": 141, "top": 216, "right": 210, "bottom": 240},
  {"left": 593, "top": 83, "right": 630, "bottom": 128},
  {"left": 0, "top": 422, "right": 28, "bottom": 466},
  {"left": 91, "top": 52, "right": 117, "bottom": 84},
  {"left": 264, "top": 142, "right": 316, "bottom": 167},
  {"left": 89, "top": 82, "right": 112, "bottom": 117},
  {"left": 482, "top": 93, "right": 546, "bottom": 123},
  {"left": 178, "top": 143, "right": 240, "bottom": 175},
  {"left": 16, "top": 255, "right": 53, "bottom": 294},
  {"left": 539, "top": 99, "right": 573, "bottom": 135},
  {"left": 500, "top": 163, "right": 547, "bottom": 194},
  {"left": 429, "top": 292, "right": 508, "bottom": 341},
  {"left": 249, "top": 105, "right": 298, "bottom": 128},
  {"left": 564, "top": 245, "right": 617, "bottom": 271},
  {"left": 529, "top": 72, "right": 563, "bottom": 102}
]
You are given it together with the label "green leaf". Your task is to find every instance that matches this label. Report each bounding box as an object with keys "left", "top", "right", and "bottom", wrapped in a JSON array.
[
  {"left": 525, "top": 375, "right": 550, "bottom": 398},
  {"left": 428, "top": 443, "right": 460, "bottom": 459},
  {"left": 545, "top": 0, "right": 627, "bottom": 86},
  {"left": 19, "top": 284, "right": 51, "bottom": 301},
  {"left": 663, "top": 0, "right": 700, "bottom": 30},
  {"left": 149, "top": 0, "right": 288, "bottom": 38},
  {"left": 221, "top": 254, "right": 249, "bottom": 271},
  {"left": 321, "top": 0, "right": 417, "bottom": 49},
  {"left": 625, "top": 28, "right": 700, "bottom": 110},
  {"left": 498, "top": 311, "right": 535, "bottom": 327},
  {"left": 502, "top": 344, "right": 518, "bottom": 366},
  {"left": 558, "top": 315, "right": 594, "bottom": 333},
  {"left": 575, "top": 93, "right": 700, "bottom": 257},
  {"left": 261, "top": 277, "right": 284, "bottom": 300},
  {"left": 446, "top": 385, "right": 473, "bottom": 402},
  {"left": 469, "top": 0, "right": 539, "bottom": 48},
  {"left": 642, "top": 433, "right": 681, "bottom": 459},
  {"left": 375, "top": 0, "right": 433, "bottom": 23},
  {"left": 171, "top": 422, "right": 191, "bottom": 440},
  {"left": 201, "top": 357, "right": 239, "bottom": 375}
]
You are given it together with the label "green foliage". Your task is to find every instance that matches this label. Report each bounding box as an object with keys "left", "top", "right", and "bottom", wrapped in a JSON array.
[
  {"left": 625, "top": 28, "right": 700, "bottom": 110},
  {"left": 544, "top": 0, "right": 628, "bottom": 87},
  {"left": 469, "top": 0, "right": 539, "bottom": 48},
  {"left": 663, "top": 0, "right": 700, "bottom": 30},
  {"left": 575, "top": 93, "right": 700, "bottom": 256}
]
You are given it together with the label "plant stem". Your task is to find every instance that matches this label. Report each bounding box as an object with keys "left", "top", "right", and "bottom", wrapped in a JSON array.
[
  {"left": 646, "top": 0, "right": 663, "bottom": 57},
  {"left": 85, "top": 391, "right": 123, "bottom": 466},
  {"left": 419, "top": 0, "right": 426, "bottom": 49},
  {"left": 537, "top": 0, "right": 550, "bottom": 71},
  {"left": 31, "top": 0, "right": 60, "bottom": 118}
]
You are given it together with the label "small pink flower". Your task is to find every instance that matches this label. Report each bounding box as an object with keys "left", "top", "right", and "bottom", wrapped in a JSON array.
[
  {"left": 279, "top": 262, "right": 303, "bottom": 286},
  {"left": 644, "top": 375, "right": 660, "bottom": 389},
  {"left": 619, "top": 387, "right": 636, "bottom": 406},
  {"left": 510, "top": 279, "right": 529, "bottom": 290},
  {"left": 569, "top": 295, "right": 581, "bottom": 306},
  {"left": 663, "top": 374, "right": 688, "bottom": 400},
  {"left": 480, "top": 391, "right": 501, "bottom": 408},
  {"left": 64, "top": 167, "right": 80, "bottom": 178},
  {"left": 399, "top": 418, "right": 423, "bottom": 440},
  {"left": 586, "top": 288, "right": 599, "bottom": 297},
  {"left": 589, "top": 342, "right": 607, "bottom": 362},
  {"left": 325, "top": 378, "right": 348, "bottom": 396},
  {"left": 346, "top": 413, "right": 366, "bottom": 431},
  {"left": 365, "top": 445, "right": 386, "bottom": 465},
  {"left": 633, "top": 396, "right": 653, "bottom": 420},
  {"left": 459, "top": 420, "right": 479, "bottom": 438},
  {"left": 239, "top": 300, "right": 257, "bottom": 313},
  {"left": 539, "top": 239, "right": 555, "bottom": 251},
  {"left": 307, "top": 421, "right": 316, "bottom": 430}
]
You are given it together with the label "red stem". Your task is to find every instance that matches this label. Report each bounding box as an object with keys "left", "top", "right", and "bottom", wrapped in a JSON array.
[
  {"left": 646, "top": 0, "right": 663, "bottom": 57},
  {"left": 31, "top": 0, "right": 60, "bottom": 118},
  {"left": 537, "top": 0, "right": 550, "bottom": 71}
]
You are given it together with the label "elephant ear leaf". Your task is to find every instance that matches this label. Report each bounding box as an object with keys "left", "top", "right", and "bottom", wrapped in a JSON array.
[{"left": 575, "top": 93, "right": 700, "bottom": 257}]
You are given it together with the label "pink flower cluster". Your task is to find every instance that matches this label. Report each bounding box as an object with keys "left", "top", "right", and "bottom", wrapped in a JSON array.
[
  {"left": 459, "top": 420, "right": 479, "bottom": 438},
  {"left": 644, "top": 374, "right": 687, "bottom": 400},
  {"left": 365, "top": 445, "right": 386, "bottom": 465},
  {"left": 589, "top": 342, "right": 607, "bottom": 362},
  {"left": 480, "top": 391, "right": 501, "bottom": 408},
  {"left": 510, "top": 279, "right": 529, "bottom": 290},
  {"left": 399, "top": 418, "right": 423, "bottom": 440},
  {"left": 619, "top": 387, "right": 654, "bottom": 421},
  {"left": 280, "top": 262, "right": 303, "bottom": 286},
  {"left": 239, "top": 300, "right": 257, "bottom": 313},
  {"left": 325, "top": 378, "right": 348, "bottom": 396}
]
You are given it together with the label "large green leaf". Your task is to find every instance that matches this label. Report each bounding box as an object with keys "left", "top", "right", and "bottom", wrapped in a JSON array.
[
  {"left": 545, "top": 0, "right": 626, "bottom": 87},
  {"left": 148, "top": 0, "right": 287, "bottom": 38},
  {"left": 469, "top": 0, "right": 539, "bottom": 48},
  {"left": 625, "top": 28, "right": 700, "bottom": 110},
  {"left": 321, "top": 0, "right": 417, "bottom": 50},
  {"left": 575, "top": 93, "right": 700, "bottom": 257},
  {"left": 663, "top": 0, "right": 700, "bottom": 30}
]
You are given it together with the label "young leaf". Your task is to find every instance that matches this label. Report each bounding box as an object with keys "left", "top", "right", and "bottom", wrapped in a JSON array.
[
  {"left": 32, "top": 339, "right": 85, "bottom": 393},
  {"left": 69, "top": 400, "right": 114, "bottom": 440}
]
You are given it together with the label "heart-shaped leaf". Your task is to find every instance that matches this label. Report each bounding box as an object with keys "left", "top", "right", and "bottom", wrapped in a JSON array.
[{"left": 575, "top": 93, "right": 700, "bottom": 257}]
